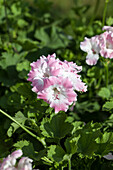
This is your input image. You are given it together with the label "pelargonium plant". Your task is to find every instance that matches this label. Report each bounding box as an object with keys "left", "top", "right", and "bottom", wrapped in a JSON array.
[
  {"left": 0, "top": 150, "right": 38, "bottom": 170},
  {"left": 28, "top": 53, "right": 87, "bottom": 113},
  {"left": 80, "top": 26, "right": 113, "bottom": 65}
]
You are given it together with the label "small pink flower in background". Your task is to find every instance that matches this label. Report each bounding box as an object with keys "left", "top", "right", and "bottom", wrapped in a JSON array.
[
  {"left": 0, "top": 150, "right": 38, "bottom": 170},
  {"left": 99, "top": 31, "right": 113, "bottom": 59},
  {"left": 28, "top": 53, "right": 87, "bottom": 113},
  {"left": 103, "top": 152, "right": 113, "bottom": 160},
  {"left": 80, "top": 25, "right": 113, "bottom": 65},
  {"left": 80, "top": 36, "right": 100, "bottom": 65}
]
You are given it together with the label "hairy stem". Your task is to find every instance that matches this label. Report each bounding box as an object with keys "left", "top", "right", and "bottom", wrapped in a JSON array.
[{"left": 0, "top": 109, "right": 46, "bottom": 148}]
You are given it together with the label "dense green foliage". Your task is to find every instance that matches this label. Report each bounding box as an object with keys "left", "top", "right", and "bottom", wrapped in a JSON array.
[{"left": 0, "top": 0, "right": 113, "bottom": 169}]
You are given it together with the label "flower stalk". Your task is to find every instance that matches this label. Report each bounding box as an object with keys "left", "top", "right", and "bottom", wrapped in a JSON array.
[
  {"left": 104, "top": 61, "right": 109, "bottom": 87},
  {"left": 68, "top": 157, "right": 71, "bottom": 170},
  {"left": 102, "top": 0, "right": 109, "bottom": 26},
  {"left": 0, "top": 108, "right": 46, "bottom": 148}
]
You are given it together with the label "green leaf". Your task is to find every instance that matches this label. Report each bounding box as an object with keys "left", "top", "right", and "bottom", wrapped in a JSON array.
[
  {"left": 76, "top": 101, "right": 100, "bottom": 113},
  {"left": 40, "top": 113, "right": 73, "bottom": 139},
  {"left": 71, "top": 121, "right": 84, "bottom": 134},
  {"left": 0, "top": 52, "right": 20, "bottom": 69},
  {"left": 65, "top": 136, "right": 80, "bottom": 155},
  {"left": 35, "top": 27, "right": 50, "bottom": 45},
  {"left": 95, "top": 132, "right": 113, "bottom": 156},
  {"left": 23, "top": 142, "right": 35, "bottom": 158},
  {"left": 87, "top": 66, "right": 102, "bottom": 78},
  {"left": 18, "top": 39, "right": 39, "bottom": 51},
  {"left": 47, "top": 145, "right": 66, "bottom": 163},
  {"left": 17, "top": 19, "right": 28, "bottom": 28},
  {"left": 35, "top": 26, "right": 69, "bottom": 49},
  {"left": 106, "top": 17, "right": 113, "bottom": 26},
  {"left": 7, "top": 111, "right": 27, "bottom": 137},
  {"left": 76, "top": 122, "right": 102, "bottom": 157},
  {"left": 98, "top": 87, "right": 110, "bottom": 99},
  {"left": 16, "top": 60, "right": 30, "bottom": 72},
  {"left": 13, "top": 140, "right": 29, "bottom": 148},
  {"left": 103, "top": 101, "right": 113, "bottom": 111},
  {"left": 11, "top": 2, "right": 21, "bottom": 16}
]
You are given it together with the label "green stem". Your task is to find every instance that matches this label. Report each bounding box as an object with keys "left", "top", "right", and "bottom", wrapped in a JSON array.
[
  {"left": 105, "top": 62, "right": 109, "bottom": 87},
  {"left": 68, "top": 158, "right": 71, "bottom": 170},
  {"left": 89, "top": 0, "right": 100, "bottom": 25},
  {"left": 102, "top": 0, "right": 109, "bottom": 26},
  {"left": 3, "top": 0, "right": 12, "bottom": 42},
  {"left": 0, "top": 109, "right": 46, "bottom": 148}
]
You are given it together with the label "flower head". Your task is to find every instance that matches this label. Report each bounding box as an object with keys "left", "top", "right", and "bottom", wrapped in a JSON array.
[
  {"left": 80, "top": 36, "right": 100, "bottom": 65},
  {"left": 28, "top": 53, "right": 87, "bottom": 113},
  {"left": 0, "top": 150, "right": 38, "bottom": 170},
  {"left": 99, "top": 31, "right": 113, "bottom": 59},
  {"left": 80, "top": 26, "right": 113, "bottom": 65},
  {"left": 0, "top": 150, "right": 22, "bottom": 170}
]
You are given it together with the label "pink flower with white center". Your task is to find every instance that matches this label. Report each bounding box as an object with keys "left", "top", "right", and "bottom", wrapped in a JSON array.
[
  {"left": 99, "top": 31, "right": 113, "bottom": 59},
  {"left": 28, "top": 53, "right": 87, "bottom": 113},
  {"left": 80, "top": 36, "right": 101, "bottom": 65},
  {"left": 37, "top": 76, "right": 77, "bottom": 113}
]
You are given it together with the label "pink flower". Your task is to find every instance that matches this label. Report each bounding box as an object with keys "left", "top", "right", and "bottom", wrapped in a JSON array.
[
  {"left": 0, "top": 150, "right": 22, "bottom": 170},
  {"left": 56, "top": 60, "right": 87, "bottom": 92},
  {"left": 0, "top": 150, "right": 38, "bottom": 170},
  {"left": 103, "top": 152, "right": 113, "bottom": 160},
  {"left": 37, "top": 76, "right": 77, "bottom": 113},
  {"left": 102, "top": 26, "right": 113, "bottom": 34},
  {"left": 99, "top": 31, "right": 113, "bottom": 59},
  {"left": 28, "top": 53, "right": 60, "bottom": 92},
  {"left": 64, "top": 60, "right": 82, "bottom": 73},
  {"left": 28, "top": 53, "right": 87, "bottom": 113},
  {"left": 80, "top": 36, "right": 100, "bottom": 65},
  {"left": 18, "top": 157, "right": 33, "bottom": 170}
]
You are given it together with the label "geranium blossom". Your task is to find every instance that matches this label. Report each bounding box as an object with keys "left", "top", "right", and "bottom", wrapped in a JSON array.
[
  {"left": 38, "top": 76, "right": 77, "bottom": 113},
  {"left": 80, "top": 25, "right": 113, "bottom": 65},
  {"left": 99, "top": 31, "right": 113, "bottom": 59},
  {"left": 80, "top": 36, "right": 100, "bottom": 65},
  {"left": 28, "top": 53, "right": 87, "bottom": 113},
  {"left": 0, "top": 150, "right": 38, "bottom": 170},
  {"left": 28, "top": 53, "right": 61, "bottom": 92},
  {"left": 102, "top": 26, "right": 113, "bottom": 35}
]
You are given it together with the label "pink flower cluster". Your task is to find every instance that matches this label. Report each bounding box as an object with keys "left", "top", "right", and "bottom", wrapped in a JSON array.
[
  {"left": 80, "top": 26, "right": 113, "bottom": 65},
  {"left": 28, "top": 54, "right": 87, "bottom": 113},
  {"left": 0, "top": 150, "right": 38, "bottom": 170}
]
